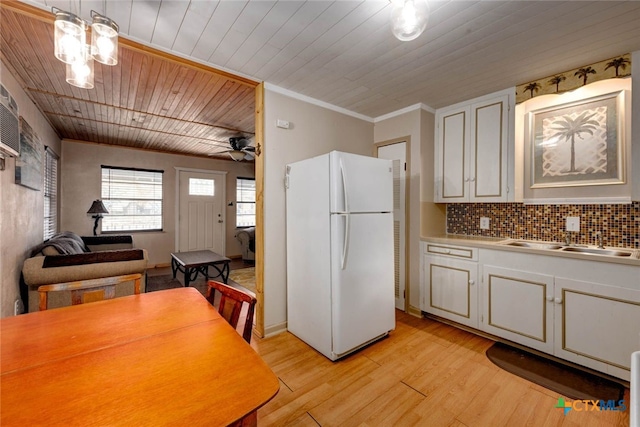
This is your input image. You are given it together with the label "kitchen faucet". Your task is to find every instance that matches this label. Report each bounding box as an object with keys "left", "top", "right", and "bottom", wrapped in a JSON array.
[
  {"left": 564, "top": 232, "right": 571, "bottom": 246},
  {"left": 596, "top": 232, "right": 605, "bottom": 249}
]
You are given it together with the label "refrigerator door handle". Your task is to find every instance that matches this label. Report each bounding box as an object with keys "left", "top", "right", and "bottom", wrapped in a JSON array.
[
  {"left": 341, "top": 213, "right": 350, "bottom": 270},
  {"left": 339, "top": 158, "right": 349, "bottom": 214}
]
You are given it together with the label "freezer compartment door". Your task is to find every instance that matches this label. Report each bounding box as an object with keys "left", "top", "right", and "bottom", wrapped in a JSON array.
[
  {"left": 330, "top": 212, "right": 395, "bottom": 357},
  {"left": 330, "top": 151, "right": 393, "bottom": 214}
]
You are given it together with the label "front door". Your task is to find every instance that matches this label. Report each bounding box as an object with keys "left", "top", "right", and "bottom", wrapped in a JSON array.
[
  {"left": 177, "top": 169, "right": 226, "bottom": 254},
  {"left": 376, "top": 142, "right": 407, "bottom": 311}
]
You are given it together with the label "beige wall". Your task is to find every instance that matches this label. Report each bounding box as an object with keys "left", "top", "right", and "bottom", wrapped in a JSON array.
[
  {"left": 1, "top": 62, "right": 61, "bottom": 318},
  {"left": 373, "top": 108, "right": 444, "bottom": 315},
  {"left": 61, "top": 141, "right": 254, "bottom": 266},
  {"left": 262, "top": 88, "right": 374, "bottom": 335}
]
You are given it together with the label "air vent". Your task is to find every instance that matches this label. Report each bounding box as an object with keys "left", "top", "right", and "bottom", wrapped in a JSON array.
[{"left": 0, "top": 83, "right": 20, "bottom": 157}]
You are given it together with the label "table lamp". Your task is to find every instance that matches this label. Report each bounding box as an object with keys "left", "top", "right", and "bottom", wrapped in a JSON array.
[{"left": 87, "top": 199, "right": 109, "bottom": 236}]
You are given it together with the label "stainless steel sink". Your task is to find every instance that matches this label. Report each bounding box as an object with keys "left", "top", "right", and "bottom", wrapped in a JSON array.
[
  {"left": 561, "top": 247, "right": 633, "bottom": 257},
  {"left": 502, "top": 241, "right": 564, "bottom": 250}
]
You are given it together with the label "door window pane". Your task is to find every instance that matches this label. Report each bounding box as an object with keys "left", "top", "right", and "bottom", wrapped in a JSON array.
[{"left": 189, "top": 178, "right": 214, "bottom": 196}]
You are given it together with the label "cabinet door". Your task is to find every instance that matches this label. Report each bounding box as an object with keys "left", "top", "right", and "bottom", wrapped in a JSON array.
[
  {"left": 423, "top": 256, "right": 478, "bottom": 328},
  {"left": 435, "top": 105, "right": 469, "bottom": 202},
  {"left": 470, "top": 95, "right": 509, "bottom": 202},
  {"left": 481, "top": 266, "right": 554, "bottom": 353},
  {"left": 554, "top": 277, "right": 640, "bottom": 381}
]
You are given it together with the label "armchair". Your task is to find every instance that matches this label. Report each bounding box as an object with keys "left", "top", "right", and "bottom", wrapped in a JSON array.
[{"left": 235, "top": 227, "right": 255, "bottom": 262}]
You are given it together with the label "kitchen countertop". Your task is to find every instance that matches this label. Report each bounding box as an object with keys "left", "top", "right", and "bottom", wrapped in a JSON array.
[{"left": 422, "top": 234, "right": 640, "bottom": 267}]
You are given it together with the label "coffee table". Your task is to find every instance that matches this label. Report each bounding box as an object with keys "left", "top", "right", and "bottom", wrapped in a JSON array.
[{"left": 170, "top": 250, "right": 231, "bottom": 287}]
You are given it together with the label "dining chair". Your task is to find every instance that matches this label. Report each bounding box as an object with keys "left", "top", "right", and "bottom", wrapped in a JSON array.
[
  {"left": 206, "top": 280, "right": 256, "bottom": 343},
  {"left": 38, "top": 273, "right": 142, "bottom": 311}
]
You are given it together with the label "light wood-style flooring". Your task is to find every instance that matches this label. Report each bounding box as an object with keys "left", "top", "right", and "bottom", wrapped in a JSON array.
[{"left": 252, "top": 310, "right": 630, "bottom": 427}]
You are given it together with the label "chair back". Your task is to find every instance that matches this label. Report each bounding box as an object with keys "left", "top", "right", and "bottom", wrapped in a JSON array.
[
  {"left": 206, "top": 280, "right": 256, "bottom": 343},
  {"left": 38, "top": 273, "right": 142, "bottom": 311}
]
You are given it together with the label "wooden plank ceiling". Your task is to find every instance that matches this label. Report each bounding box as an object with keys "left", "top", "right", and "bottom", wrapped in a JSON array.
[{"left": 0, "top": 1, "right": 257, "bottom": 160}]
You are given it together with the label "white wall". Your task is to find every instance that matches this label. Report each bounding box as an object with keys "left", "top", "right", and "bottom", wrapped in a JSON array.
[
  {"left": 262, "top": 89, "right": 374, "bottom": 335},
  {"left": 373, "top": 108, "right": 444, "bottom": 315},
  {"left": 0, "top": 62, "right": 61, "bottom": 318},
  {"left": 61, "top": 141, "right": 254, "bottom": 266}
]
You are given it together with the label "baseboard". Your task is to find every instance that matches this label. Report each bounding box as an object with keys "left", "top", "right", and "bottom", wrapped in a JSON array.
[
  {"left": 148, "top": 262, "right": 171, "bottom": 269},
  {"left": 408, "top": 305, "right": 421, "bottom": 318},
  {"left": 263, "top": 321, "right": 288, "bottom": 338}
]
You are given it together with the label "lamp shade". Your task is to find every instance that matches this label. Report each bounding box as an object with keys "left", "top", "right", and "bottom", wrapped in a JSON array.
[
  {"left": 91, "top": 10, "right": 119, "bottom": 66},
  {"left": 390, "top": 0, "right": 429, "bottom": 41},
  {"left": 66, "top": 45, "right": 94, "bottom": 89},
  {"left": 228, "top": 150, "right": 246, "bottom": 161},
  {"left": 87, "top": 199, "right": 109, "bottom": 215},
  {"left": 53, "top": 9, "right": 86, "bottom": 64}
]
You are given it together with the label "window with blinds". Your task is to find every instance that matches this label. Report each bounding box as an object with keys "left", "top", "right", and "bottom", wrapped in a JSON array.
[
  {"left": 236, "top": 177, "right": 255, "bottom": 227},
  {"left": 101, "top": 166, "right": 163, "bottom": 232},
  {"left": 43, "top": 147, "right": 59, "bottom": 240}
]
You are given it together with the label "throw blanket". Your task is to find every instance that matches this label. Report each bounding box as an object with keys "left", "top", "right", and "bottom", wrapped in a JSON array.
[{"left": 30, "top": 232, "right": 89, "bottom": 257}]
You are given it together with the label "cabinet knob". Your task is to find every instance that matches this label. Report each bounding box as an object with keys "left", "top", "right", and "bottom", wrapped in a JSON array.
[
  {"left": 470, "top": 177, "right": 476, "bottom": 182},
  {"left": 465, "top": 178, "right": 470, "bottom": 182},
  {"left": 554, "top": 297, "right": 563, "bottom": 304},
  {"left": 445, "top": 249, "right": 451, "bottom": 254},
  {"left": 469, "top": 280, "right": 475, "bottom": 285},
  {"left": 546, "top": 295, "right": 553, "bottom": 302}
]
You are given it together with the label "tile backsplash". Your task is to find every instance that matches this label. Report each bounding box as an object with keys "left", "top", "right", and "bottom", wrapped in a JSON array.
[{"left": 446, "top": 202, "right": 639, "bottom": 249}]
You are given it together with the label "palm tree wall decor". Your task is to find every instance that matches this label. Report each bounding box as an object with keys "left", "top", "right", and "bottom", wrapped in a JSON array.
[{"left": 516, "top": 54, "right": 631, "bottom": 104}]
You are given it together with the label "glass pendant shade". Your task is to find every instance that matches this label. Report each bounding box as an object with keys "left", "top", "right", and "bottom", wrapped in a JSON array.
[
  {"left": 54, "top": 10, "right": 86, "bottom": 64},
  {"left": 228, "top": 150, "right": 246, "bottom": 161},
  {"left": 91, "top": 11, "right": 119, "bottom": 65},
  {"left": 66, "top": 45, "right": 94, "bottom": 89},
  {"left": 390, "top": 0, "right": 429, "bottom": 41}
]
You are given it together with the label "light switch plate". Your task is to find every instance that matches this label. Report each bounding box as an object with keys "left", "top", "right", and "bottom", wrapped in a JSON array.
[
  {"left": 566, "top": 216, "right": 580, "bottom": 232},
  {"left": 480, "top": 217, "right": 490, "bottom": 230}
]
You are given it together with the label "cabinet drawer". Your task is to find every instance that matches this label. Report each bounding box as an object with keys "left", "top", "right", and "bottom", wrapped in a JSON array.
[{"left": 425, "top": 244, "right": 477, "bottom": 260}]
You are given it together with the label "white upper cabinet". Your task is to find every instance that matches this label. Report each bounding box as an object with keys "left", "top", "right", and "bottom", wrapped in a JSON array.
[{"left": 434, "top": 88, "right": 515, "bottom": 203}]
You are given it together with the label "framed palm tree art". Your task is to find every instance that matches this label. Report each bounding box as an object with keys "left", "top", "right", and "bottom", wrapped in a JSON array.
[{"left": 529, "top": 91, "right": 625, "bottom": 188}]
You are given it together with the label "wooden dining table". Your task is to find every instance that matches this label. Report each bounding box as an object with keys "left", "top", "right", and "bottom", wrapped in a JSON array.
[{"left": 0, "top": 287, "right": 279, "bottom": 426}]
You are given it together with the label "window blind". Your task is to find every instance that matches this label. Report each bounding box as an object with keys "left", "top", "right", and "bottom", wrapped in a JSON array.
[
  {"left": 101, "top": 166, "right": 164, "bottom": 232},
  {"left": 43, "top": 147, "right": 59, "bottom": 240}
]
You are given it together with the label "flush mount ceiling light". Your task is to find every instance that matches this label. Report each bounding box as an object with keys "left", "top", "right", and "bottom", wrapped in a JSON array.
[
  {"left": 390, "top": 0, "right": 429, "bottom": 41},
  {"left": 52, "top": 3, "right": 118, "bottom": 89},
  {"left": 227, "top": 150, "right": 247, "bottom": 162}
]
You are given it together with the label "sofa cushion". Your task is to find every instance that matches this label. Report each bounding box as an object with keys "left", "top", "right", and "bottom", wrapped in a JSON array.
[{"left": 42, "top": 249, "right": 145, "bottom": 268}]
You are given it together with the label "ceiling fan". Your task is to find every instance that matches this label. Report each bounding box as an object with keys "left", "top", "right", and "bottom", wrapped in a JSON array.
[{"left": 224, "top": 137, "right": 255, "bottom": 161}]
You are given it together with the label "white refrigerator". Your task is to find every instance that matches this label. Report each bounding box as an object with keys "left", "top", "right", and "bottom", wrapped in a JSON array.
[{"left": 285, "top": 151, "right": 395, "bottom": 361}]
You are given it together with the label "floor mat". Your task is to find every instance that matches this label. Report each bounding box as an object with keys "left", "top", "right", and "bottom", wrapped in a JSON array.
[{"left": 486, "top": 342, "right": 626, "bottom": 401}]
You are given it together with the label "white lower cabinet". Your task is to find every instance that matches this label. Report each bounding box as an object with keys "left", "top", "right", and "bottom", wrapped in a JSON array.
[
  {"left": 421, "top": 241, "right": 640, "bottom": 381},
  {"left": 481, "top": 266, "right": 554, "bottom": 354},
  {"left": 554, "top": 277, "right": 640, "bottom": 380},
  {"left": 421, "top": 243, "right": 478, "bottom": 329}
]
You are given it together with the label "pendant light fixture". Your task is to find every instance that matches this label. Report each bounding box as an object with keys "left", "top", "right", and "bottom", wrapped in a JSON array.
[
  {"left": 53, "top": 8, "right": 86, "bottom": 64},
  {"left": 90, "top": 10, "right": 119, "bottom": 66},
  {"left": 66, "top": 44, "right": 94, "bottom": 89},
  {"left": 390, "top": 0, "right": 429, "bottom": 41},
  {"left": 52, "top": 2, "right": 119, "bottom": 89}
]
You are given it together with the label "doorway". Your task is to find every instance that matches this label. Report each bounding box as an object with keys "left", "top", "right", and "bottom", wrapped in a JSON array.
[
  {"left": 376, "top": 141, "right": 408, "bottom": 311},
  {"left": 176, "top": 169, "right": 227, "bottom": 254}
]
